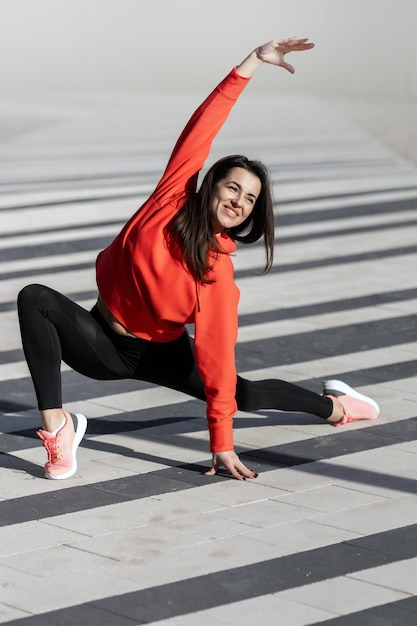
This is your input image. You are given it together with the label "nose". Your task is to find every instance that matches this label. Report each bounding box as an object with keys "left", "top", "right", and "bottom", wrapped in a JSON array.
[{"left": 231, "top": 195, "right": 243, "bottom": 208}]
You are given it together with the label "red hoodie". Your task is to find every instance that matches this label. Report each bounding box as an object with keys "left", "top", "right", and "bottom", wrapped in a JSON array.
[{"left": 96, "top": 67, "right": 251, "bottom": 452}]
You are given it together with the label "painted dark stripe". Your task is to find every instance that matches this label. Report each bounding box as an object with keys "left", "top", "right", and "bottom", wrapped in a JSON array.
[
  {"left": 2, "top": 283, "right": 417, "bottom": 323},
  {"left": 1, "top": 333, "right": 416, "bottom": 420},
  {"left": 0, "top": 343, "right": 413, "bottom": 414},
  {"left": 234, "top": 243, "right": 417, "bottom": 280},
  {"left": 2, "top": 184, "right": 417, "bottom": 213},
  {"left": 4, "top": 211, "right": 417, "bottom": 264},
  {"left": 0, "top": 153, "right": 395, "bottom": 189},
  {"left": 276, "top": 215, "right": 417, "bottom": 244},
  {"left": 0, "top": 401, "right": 206, "bottom": 453},
  {"left": 276, "top": 188, "right": 417, "bottom": 212},
  {"left": 2, "top": 524, "right": 417, "bottom": 625},
  {"left": 0, "top": 169, "right": 158, "bottom": 187},
  {"left": 86, "top": 525, "right": 417, "bottom": 623},
  {"left": 0, "top": 190, "right": 145, "bottom": 212},
  {"left": 2, "top": 240, "right": 417, "bottom": 281},
  {"left": 235, "top": 315, "right": 417, "bottom": 371},
  {"left": 2, "top": 309, "right": 416, "bottom": 374},
  {"left": 1, "top": 416, "right": 416, "bottom": 527},
  {"left": 0, "top": 219, "right": 123, "bottom": 240},
  {"left": 0, "top": 261, "right": 95, "bottom": 281},
  {"left": 1, "top": 193, "right": 417, "bottom": 248},
  {"left": 238, "top": 287, "right": 417, "bottom": 326},
  {"left": 3, "top": 373, "right": 417, "bottom": 451},
  {"left": 2, "top": 214, "right": 415, "bottom": 265},
  {"left": 0, "top": 236, "right": 114, "bottom": 262},
  {"left": 311, "top": 595, "right": 417, "bottom": 625}
]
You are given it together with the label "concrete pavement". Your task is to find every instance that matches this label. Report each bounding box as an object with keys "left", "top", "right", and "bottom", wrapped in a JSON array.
[{"left": 1, "top": 90, "right": 417, "bottom": 625}]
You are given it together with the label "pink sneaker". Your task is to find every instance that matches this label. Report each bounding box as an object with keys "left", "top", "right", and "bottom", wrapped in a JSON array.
[
  {"left": 37, "top": 410, "right": 87, "bottom": 479},
  {"left": 322, "top": 379, "right": 379, "bottom": 427}
]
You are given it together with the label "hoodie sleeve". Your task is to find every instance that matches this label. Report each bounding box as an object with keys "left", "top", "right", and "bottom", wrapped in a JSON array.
[
  {"left": 151, "top": 68, "right": 251, "bottom": 207},
  {"left": 193, "top": 236, "right": 240, "bottom": 452}
]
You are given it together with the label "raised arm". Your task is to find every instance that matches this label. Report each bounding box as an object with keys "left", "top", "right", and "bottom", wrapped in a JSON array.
[
  {"left": 204, "top": 37, "right": 315, "bottom": 482},
  {"left": 151, "top": 37, "right": 314, "bottom": 209}
]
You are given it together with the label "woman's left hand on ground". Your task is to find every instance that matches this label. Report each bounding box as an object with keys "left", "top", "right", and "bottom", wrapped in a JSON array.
[{"left": 204, "top": 450, "right": 258, "bottom": 481}]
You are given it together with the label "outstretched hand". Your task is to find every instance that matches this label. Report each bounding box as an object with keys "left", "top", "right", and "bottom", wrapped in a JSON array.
[
  {"left": 204, "top": 450, "right": 258, "bottom": 481},
  {"left": 256, "top": 37, "right": 315, "bottom": 74}
]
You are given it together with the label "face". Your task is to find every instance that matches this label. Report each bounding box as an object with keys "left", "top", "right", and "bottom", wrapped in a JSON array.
[{"left": 209, "top": 167, "right": 262, "bottom": 234}]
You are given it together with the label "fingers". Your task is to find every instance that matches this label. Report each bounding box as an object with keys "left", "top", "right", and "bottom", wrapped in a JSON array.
[
  {"left": 232, "top": 459, "right": 258, "bottom": 480},
  {"left": 276, "top": 37, "right": 315, "bottom": 51},
  {"left": 203, "top": 466, "right": 217, "bottom": 476},
  {"left": 280, "top": 36, "right": 308, "bottom": 45},
  {"left": 204, "top": 452, "right": 259, "bottom": 481},
  {"left": 281, "top": 62, "right": 295, "bottom": 75},
  {"left": 228, "top": 462, "right": 247, "bottom": 481}
]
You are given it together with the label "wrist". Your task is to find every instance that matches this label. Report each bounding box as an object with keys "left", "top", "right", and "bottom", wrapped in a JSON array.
[
  {"left": 236, "top": 49, "right": 263, "bottom": 78},
  {"left": 254, "top": 47, "right": 266, "bottom": 63}
]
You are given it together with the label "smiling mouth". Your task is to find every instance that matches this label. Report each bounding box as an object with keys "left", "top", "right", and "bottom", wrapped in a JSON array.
[{"left": 225, "top": 206, "right": 239, "bottom": 218}]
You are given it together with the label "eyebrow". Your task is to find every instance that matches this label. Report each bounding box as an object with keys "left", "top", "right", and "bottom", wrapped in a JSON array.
[{"left": 228, "top": 180, "right": 258, "bottom": 199}]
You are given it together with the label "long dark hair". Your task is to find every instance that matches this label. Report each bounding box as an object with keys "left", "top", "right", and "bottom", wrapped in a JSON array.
[{"left": 167, "top": 155, "right": 275, "bottom": 283}]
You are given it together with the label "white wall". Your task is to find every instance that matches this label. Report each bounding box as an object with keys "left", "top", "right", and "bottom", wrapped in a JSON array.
[{"left": 1, "top": 0, "right": 416, "bottom": 99}]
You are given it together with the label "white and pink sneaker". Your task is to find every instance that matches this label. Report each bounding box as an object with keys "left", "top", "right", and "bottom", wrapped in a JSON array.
[
  {"left": 322, "top": 380, "right": 379, "bottom": 427},
  {"left": 37, "top": 410, "right": 87, "bottom": 479}
]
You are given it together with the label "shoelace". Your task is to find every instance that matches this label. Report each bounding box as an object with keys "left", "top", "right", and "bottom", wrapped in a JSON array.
[{"left": 41, "top": 435, "right": 63, "bottom": 462}]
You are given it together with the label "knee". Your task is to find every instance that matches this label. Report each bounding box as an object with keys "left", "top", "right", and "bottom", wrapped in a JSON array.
[{"left": 17, "top": 284, "right": 48, "bottom": 312}]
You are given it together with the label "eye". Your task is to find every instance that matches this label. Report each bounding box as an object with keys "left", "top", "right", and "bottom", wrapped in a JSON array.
[{"left": 227, "top": 184, "right": 238, "bottom": 192}]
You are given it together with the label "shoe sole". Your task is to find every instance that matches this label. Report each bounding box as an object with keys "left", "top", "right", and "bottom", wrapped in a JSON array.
[
  {"left": 322, "top": 379, "right": 380, "bottom": 417},
  {"left": 45, "top": 413, "right": 87, "bottom": 480}
]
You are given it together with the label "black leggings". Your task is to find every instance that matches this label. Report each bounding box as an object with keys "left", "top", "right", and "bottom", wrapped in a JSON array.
[{"left": 17, "top": 284, "right": 333, "bottom": 419}]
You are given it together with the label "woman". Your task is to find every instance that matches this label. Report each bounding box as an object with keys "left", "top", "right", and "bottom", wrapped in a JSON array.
[{"left": 17, "top": 38, "right": 379, "bottom": 482}]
